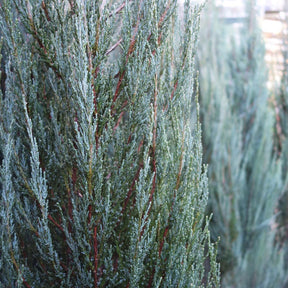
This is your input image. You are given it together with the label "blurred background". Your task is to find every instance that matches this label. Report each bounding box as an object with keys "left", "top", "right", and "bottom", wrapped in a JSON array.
[
  {"left": 216, "top": 0, "right": 288, "bottom": 86},
  {"left": 197, "top": 0, "right": 288, "bottom": 287}
]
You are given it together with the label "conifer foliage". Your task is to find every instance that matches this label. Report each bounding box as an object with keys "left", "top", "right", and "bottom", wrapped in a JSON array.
[
  {"left": 0, "top": 0, "right": 219, "bottom": 287},
  {"left": 199, "top": 2, "right": 286, "bottom": 287}
]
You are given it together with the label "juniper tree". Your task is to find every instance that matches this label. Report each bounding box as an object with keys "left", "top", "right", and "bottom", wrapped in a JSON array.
[
  {"left": 0, "top": 0, "right": 220, "bottom": 287},
  {"left": 199, "top": 1, "right": 286, "bottom": 287}
]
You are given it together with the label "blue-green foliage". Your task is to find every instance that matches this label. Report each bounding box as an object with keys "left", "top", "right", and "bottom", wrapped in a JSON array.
[
  {"left": 274, "top": 15, "right": 288, "bottom": 250},
  {"left": 0, "top": 1, "right": 219, "bottom": 287},
  {"left": 199, "top": 1, "right": 286, "bottom": 287}
]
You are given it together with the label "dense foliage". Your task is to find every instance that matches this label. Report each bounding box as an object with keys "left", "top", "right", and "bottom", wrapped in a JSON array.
[{"left": 0, "top": 0, "right": 219, "bottom": 287}]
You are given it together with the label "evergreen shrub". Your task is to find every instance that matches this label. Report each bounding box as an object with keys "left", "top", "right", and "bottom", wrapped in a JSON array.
[{"left": 0, "top": 0, "right": 220, "bottom": 287}]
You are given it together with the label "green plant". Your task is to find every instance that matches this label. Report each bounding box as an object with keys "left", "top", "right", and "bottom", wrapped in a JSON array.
[
  {"left": 199, "top": 1, "right": 286, "bottom": 287},
  {"left": 0, "top": 1, "right": 219, "bottom": 287}
]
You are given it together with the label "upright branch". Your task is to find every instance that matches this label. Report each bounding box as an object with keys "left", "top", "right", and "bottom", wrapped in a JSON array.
[{"left": 150, "top": 74, "right": 158, "bottom": 202}]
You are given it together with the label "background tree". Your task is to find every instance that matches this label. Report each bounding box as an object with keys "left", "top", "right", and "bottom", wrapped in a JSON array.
[
  {"left": 273, "top": 7, "right": 288, "bottom": 284},
  {"left": 0, "top": 0, "right": 219, "bottom": 287},
  {"left": 198, "top": 1, "right": 286, "bottom": 287}
]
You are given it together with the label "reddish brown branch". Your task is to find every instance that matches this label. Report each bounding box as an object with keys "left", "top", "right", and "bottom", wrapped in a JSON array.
[
  {"left": 113, "top": 71, "right": 125, "bottom": 105},
  {"left": 159, "top": 226, "right": 169, "bottom": 256},
  {"left": 111, "top": 1, "right": 142, "bottom": 108},
  {"left": 158, "top": 3, "right": 170, "bottom": 29},
  {"left": 126, "top": 38, "right": 137, "bottom": 62},
  {"left": 156, "top": 203, "right": 174, "bottom": 280},
  {"left": 48, "top": 214, "right": 64, "bottom": 233},
  {"left": 116, "top": 163, "right": 144, "bottom": 236},
  {"left": 111, "top": 37, "right": 136, "bottom": 106},
  {"left": 22, "top": 278, "right": 32, "bottom": 288},
  {"left": 33, "top": 188, "right": 64, "bottom": 234},
  {"left": 110, "top": 3, "right": 126, "bottom": 17},
  {"left": 41, "top": 1, "right": 51, "bottom": 22},
  {"left": 92, "top": 19, "right": 101, "bottom": 57},
  {"left": 31, "top": 28, "right": 47, "bottom": 54},
  {"left": 148, "top": 75, "right": 158, "bottom": 205},
  {"left": 137, "top": 138, "right": 144, "bottom": 153},
  {"left": 147, "top": 267, "right": 155, "bottom": 287},
  {"left": 120, "top": 165, "right": 143, "bottom": 218},
  {"left": 148, "top": 2, "right": 170, "bottom": 43},
  {"left": 60, "top": 262, "right": 68, "bottom": 272},
  {"left": 170, "top": 80, "right": 178, "bottom": 100},
  {"left": 27, "top": 12, "right": 63, "bottom": 79},
  {"left": 26, "top": 3, "right": 47, "bottom": 53},
  {"left": 112, "top": 0, "right": 169, "bottom": 114},
  {"left": 113, "top": 111, "right": 125, "bottom": 132}
]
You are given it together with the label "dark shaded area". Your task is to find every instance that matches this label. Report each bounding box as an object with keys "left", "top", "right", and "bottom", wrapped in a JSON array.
[
  {"left": 0, "top": 32, "right": 6, "bottom": 98},
  {"left": 0, "top": 37, "right": 5, "bottom": 189}
]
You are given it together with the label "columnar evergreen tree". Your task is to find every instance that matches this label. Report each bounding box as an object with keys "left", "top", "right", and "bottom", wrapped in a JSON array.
[
  {"left": 0, "top": 0, "right": 220, "bottom": 287},
  {"left": 199, "top": 1, "right": 286, "bottom": 287}
]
